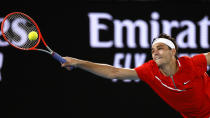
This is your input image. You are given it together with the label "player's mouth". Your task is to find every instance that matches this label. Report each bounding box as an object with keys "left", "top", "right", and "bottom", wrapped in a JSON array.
[{"left": 155, "top": 57, "right": 162, "bottom": 61}]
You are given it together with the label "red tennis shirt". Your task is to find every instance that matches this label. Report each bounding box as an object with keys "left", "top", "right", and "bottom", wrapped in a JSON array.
[{"left": 135, "top": 54, "right": 210, "bottom": 118}]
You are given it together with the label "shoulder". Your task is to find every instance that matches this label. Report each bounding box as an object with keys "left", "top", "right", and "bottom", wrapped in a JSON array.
[
  {"left": 179, "top": 54, "right": 206, "bottom": 62},
  {"left": 134, "top": 60, "right": 157, "bottom": 82},
  {"left": 178, "top": 56, "right": 193, "bottom": 66},
  {"left": 179, "top": 54, "right": 207, "bottom": 67},
  {"left": 179, "top": 54, "right": 207, "bottom": 76},
  {"left": 178, "top": 56, "right": 191, "bottom": 60},
  {"left": 178, "top": 56, "right": 193, "bottom": 64}
]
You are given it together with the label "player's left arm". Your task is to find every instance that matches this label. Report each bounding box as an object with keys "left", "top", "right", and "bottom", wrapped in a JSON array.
[{"left": 204, "top": 52, "right": 210, "bottom": 65}]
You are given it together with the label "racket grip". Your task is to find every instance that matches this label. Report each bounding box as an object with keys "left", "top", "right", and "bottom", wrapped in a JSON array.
[{"left": 52, "top": 52, "right": 74, "bottom": 70}]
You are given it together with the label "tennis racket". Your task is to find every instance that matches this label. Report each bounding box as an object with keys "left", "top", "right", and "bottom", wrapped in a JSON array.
[{"left": 1, "top": 12, "right": 73, "bottom": 70}]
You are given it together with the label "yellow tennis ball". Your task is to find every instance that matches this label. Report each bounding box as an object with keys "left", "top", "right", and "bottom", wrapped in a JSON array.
[{"left": 28, "top": 31, "right": 38, "bottom": 41}]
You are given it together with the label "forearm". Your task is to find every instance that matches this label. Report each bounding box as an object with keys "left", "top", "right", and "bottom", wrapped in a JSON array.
[
  {"left": 62, "top": 57, "right": 138, "bottom": 80},
  {"left": 76, "top": 60, "right": 118, "bottom": 79}
]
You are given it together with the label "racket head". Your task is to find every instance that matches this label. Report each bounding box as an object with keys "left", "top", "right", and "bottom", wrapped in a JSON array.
[{"left": 1, "top": 12, "right": 42, "bottom": 50}]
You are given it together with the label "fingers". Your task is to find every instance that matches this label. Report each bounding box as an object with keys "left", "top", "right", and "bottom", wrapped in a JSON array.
[
  {"left": 61, "top": 62, "right": 69, "bottom": 67},
  {"left": 61, "top": 62, "right": 73, "bottom": 71},
  {"left": 61, "top": 56, "right": 74, "bottom": 71}
]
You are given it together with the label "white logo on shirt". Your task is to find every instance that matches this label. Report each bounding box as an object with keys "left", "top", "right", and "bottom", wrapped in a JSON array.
[{"left": 183, "top": 80, "right": 191, "bottom": 85}]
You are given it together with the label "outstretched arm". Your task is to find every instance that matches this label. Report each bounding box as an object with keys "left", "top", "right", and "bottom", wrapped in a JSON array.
[{"left": 61, "top": 57, "right": 139, "bottom": 80}]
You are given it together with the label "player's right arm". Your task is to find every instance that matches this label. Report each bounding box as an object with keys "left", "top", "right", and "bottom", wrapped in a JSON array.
[{"left": 61, "top": 57, "right": 139, "bottom": 80}]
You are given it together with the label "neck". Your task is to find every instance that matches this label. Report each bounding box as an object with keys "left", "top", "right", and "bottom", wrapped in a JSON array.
[{"left": 159, "top": 57, "right": 178, "bottom": 76}]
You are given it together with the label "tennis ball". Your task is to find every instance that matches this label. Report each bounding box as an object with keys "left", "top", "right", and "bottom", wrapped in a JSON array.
[{"left": 28, "top": 31, "right": 38, "bottom": 41}]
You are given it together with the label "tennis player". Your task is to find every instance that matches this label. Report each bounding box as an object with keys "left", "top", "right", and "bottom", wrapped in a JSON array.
[{"left": 62, "top": 33, "right": 210, "bottom": 118}]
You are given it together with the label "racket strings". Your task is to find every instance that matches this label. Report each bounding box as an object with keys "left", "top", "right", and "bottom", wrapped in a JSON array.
[{"left": 2, "top": 13, "right": 39, "bottom": 50}]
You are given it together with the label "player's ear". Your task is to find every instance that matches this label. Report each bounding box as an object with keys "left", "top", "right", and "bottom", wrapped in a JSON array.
[{"left": 172, "top": 49, "right": 176, "bottom": 56}]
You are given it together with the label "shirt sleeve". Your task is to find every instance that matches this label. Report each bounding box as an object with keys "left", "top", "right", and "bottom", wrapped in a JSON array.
[
  {"left": 134, "top": 61, "right": 153, "bottom": 83},
  {"left": 191, "top": 54, "right": 207, "bottom": 76}
]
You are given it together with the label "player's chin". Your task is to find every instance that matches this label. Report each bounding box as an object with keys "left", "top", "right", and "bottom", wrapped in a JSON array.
[{"left": 154, "top": 59, "right": 163, "bottom": 66}]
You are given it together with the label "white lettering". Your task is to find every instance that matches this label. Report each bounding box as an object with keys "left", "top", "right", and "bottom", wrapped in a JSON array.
[
  {"left": 11, "top": 18, "right": 28, "bottom": 46},
  {"left": 150, "top": 12, "right": 160, "bottom": 42},
  {"left": 0, "top": 52, "right": 3, "bottom": 81},
  {"left": 88, "top": 12, "right": 113, "bottom": 48},
  {"left": 0, "top": 18, "right": 9, "bottom": 47},
  {"left": 134, "top": 53, "right": 146, "bottom": 67},
  {"left": 114, "top": 19, "right": 148, "bottom": 48},
  {"left": 177, "top": 20, "right": 196, "bottom": 48},
  {"left": 198, "top": 16, "right": 210, "bottom": 48}
]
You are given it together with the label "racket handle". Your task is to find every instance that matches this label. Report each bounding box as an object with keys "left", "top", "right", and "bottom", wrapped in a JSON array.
[{"left": 52, "top": 52, "right": 74, "bottom": 70}]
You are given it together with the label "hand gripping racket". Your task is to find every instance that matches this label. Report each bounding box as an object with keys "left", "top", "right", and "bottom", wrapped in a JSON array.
[{"left": 1, "top": 12, "right": 73, "bottom": 70}]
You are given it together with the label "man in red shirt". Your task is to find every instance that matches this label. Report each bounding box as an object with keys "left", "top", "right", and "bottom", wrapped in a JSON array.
[{"left": 62, "top": 33, "right": 210, "bottom": 118}]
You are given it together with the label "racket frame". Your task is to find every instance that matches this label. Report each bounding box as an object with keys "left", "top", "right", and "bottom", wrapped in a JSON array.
[
  {"left": 1, "top": 12, "right": 73, "bottom": 69},
  {"left": 1, "top": 12, "right": 48, "bottom": 51}
]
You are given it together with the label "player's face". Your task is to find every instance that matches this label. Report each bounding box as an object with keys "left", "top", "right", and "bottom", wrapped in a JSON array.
[{"left": 151, "top": 43, "right": 175, "bottom": 66}]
